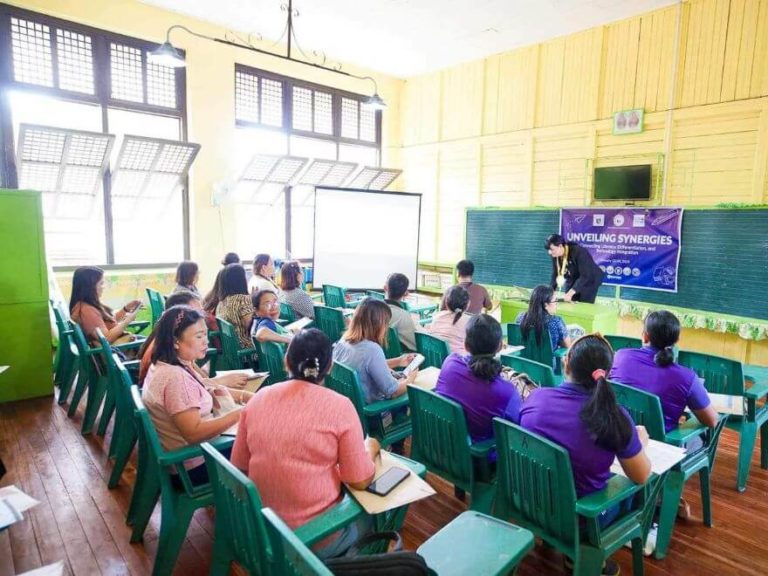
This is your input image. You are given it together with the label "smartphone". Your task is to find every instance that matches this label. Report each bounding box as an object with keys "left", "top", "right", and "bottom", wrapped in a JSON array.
[
  {"left": 402, "top": 354, "right": 425, "bottom": 377},
  {"left": 365, "top": 467, "right": 410, "bottom": 497}
]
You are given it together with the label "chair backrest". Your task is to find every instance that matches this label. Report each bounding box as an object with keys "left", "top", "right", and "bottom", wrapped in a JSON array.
[
  {"left": 279, "top": 302, "right": 296, "bottom": 322},
  {"left": 258, "top": 340, "right": 288, "bottom": 386},
  {"left": 508, "top": 323, "right": 555, "bottom": 368},
  {"left": 415, "top": 332, "right": 450, "bottom": 369},
  {"left": 322, "top": 285, "right": 346, "bottom": 309},
  {"left": 216, "top": 317, "right": 245, "bottom": 370},
  {"left": 677, "top": 350, "right": 745, "bottom": 396},
  {"left": 312, "top": 305, "right": 346, "bottom": 343},
  {"left": 262, "top": 508, "right": 334, "bottom": 576},
  {"left": 383, "top": 326, "right": 403, "bottom": 359},
  {"left": 130, "top": 385, "right": 168, "bottom": 487},
  {"left": 366, "top": 290, "right": 385, "bottom": 300},
  {"left": 201, "top": 443, "right": 272, "bottom": 576},
  {"left": 70, "top": 320, "right": 95, "bottom": 355},
  {"left": 146, "top": 288, "right": 166, "bottom": 326},
  {"left": 500, "top": 355, "right": 557, "bottom": 388},
  {"left": 493, "top": 419, "right": 579, "bottom": 554},
  {"left": 113, "top": 354, "right": 137, "bottom": 432},
  {"left": 324, "top": 361, "right": 368, "bottom": 434},
  {"left": 608, "top": 381, "right": 667, "bottom": 441},
  {"left": 604, "top": 335, "right": 642, "bottom": 352},
  {"left": 408, "top": 386, "right": 475, "bottom": 487}
]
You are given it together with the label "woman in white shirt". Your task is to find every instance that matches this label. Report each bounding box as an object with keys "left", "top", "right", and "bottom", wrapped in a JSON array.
[{"left": 248, "top": 253, "right": 282, "bottom": 297}]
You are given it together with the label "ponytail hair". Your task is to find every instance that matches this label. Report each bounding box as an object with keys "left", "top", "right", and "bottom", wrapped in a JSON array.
[
  {"left": 644, "top": 310, "right": 680, "bottom": 368},
  {"left": 464, "top": 314, "right": 503, "bottom": 381},
  {"left": 567, "top": 334, "right": 632, "bottom": 452},
  {"left": 442, "top": 285, "right": 470, "bottom": 325},
  {"left": 285, "top": 328, "right": 333, "bottom": 384}
]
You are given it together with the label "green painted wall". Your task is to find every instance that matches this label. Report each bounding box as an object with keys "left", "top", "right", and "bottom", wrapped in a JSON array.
[{"left": 0, "top": 189, "right": 53, "bottom": 402}]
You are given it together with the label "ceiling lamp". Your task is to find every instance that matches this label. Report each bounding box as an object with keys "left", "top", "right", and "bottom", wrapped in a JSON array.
[{"left": 149, "top": 1, "right": 386, "bottom": 108}]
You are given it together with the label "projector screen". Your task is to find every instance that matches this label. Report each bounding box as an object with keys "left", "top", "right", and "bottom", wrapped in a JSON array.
[{"left": 313, "top": 187, "right": 421, "bottom": 290}]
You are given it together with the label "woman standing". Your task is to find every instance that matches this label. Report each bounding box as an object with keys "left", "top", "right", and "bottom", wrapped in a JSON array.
[{"left": 546, "top": 234, "right": 604, "bottom": 303}]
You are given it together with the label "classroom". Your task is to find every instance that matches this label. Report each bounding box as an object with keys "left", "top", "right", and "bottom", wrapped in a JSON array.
[{"left": 1, "top": 0, "right": 767, "bottom": 574}]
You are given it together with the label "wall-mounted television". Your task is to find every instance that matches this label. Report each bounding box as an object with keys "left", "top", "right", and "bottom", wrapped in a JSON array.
[{"left": 594, "top": 165, "right": 652, "bottom": 201}]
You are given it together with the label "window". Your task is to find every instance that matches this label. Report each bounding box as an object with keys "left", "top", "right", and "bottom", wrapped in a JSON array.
[
  {"left": 232, "top": 62, "right": 384, "bottom": 261},
  {"left": 0, "top": 5, "right": 189, "bottom": 266}
]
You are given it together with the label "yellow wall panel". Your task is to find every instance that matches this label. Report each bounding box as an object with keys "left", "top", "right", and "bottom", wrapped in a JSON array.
[
  {"left": 480, "top": 135, "right": 530, "bottom": 207},
  {"left": 483, "top": 46, "right": 538, "bottom": 134},
  {"left": 398, "top": 0, "right": 768, "bottom": 264},
  {"left": 401, "top": 72, "right": 442, "bottom": 146},
  {"left": 440, "top": 62, "right": 485, "bottom": 141}
]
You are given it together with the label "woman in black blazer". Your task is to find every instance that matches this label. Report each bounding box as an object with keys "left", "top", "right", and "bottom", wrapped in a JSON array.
[{"left": 546, "top": 234, "right": 604, "bottom": 303}]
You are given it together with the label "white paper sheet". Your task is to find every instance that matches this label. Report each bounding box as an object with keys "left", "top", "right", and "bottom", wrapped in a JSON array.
[
  {"left": 0, "top": 365, "right": 8, "bottom": 375},
  {"left": 347, "top": 451, "right": 435, "bottom": 514},
  {"left": 0, "top": 485, "right": 39, "bottom": 530},
  {"left": 708, "top": 393, "right": 744, "bottom": 416},
  {"left": 410, "top": 366, "right": 441, "bottom": 391},
  {"left": 285, "top": 316, "right": 313, "bottom": 332},
  {"left": 610, "top": 439, "right": 686, "bottom": 477},
  {"left": 18, "top": 561, "right": 65, "bottom": 576}
]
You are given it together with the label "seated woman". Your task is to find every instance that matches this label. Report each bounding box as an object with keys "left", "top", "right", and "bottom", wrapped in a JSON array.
[
  {"left": 611, "top": 310, "right": 717, "bottom": 432},
  {"left": 248, "top": 253, "right": 282, "bottom": 297},
  {"left": 215, "top": 264, "right": 254, "bottom": 350},
  {"left": 279, "top": 260, "right": 315, "bottom": 319},
  {"left": 515, "top": 284, "right": 571, "bottom": 351},
  {"left": 138, "top": 290, "right": 248, "bottom": 390},
  {"left": 520, "top": 334, "right": 651, "bottom": 576},
  {"left": 251, "top": 289, "right": 292, "bottom": 345},
  {"left": 435, "top": 314, "right": 521, "bottom": 445},
  {"left": 333, "top": 298, "right": 418, "bottom": 404},
  {"left": 172, "top": 261, "right": 200, "bottom": 297},
  {"left": 69, "top": 266, "right": 141, "bottom": 345},
  {"left": 231, "top": 329, "right": 379, "bottom": 559},
  {"left": 610, "top": 311, "right": 718, "bottom": 520},
  {"left": 142, "top": 306, "right": 252, "bottom": 486},
  {"left": 428, "top": 285, "right": 471, "bottom": 354}
]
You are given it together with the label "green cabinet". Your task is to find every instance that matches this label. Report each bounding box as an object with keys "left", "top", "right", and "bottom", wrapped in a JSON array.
[
  {"left": 0, "top": 189, "right": 53, "bottom": 403},
  {"left": 500, "top": 299, "right": 618, "bottom": 335}
]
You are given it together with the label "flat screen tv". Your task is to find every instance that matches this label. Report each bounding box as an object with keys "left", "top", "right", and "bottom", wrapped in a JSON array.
[{"left": 594, "top": 165, "right": 651, "bottom": 201}]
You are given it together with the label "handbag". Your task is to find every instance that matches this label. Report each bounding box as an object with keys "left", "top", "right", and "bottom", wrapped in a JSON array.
[
  {"left": 325, "top": 531, "right": 435, "bottom": 576},
  {"left": 500, "top": 368, "right": 539, "bottom": 401}
]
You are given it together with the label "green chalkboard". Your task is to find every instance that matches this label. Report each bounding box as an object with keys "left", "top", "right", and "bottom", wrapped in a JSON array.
[{"left": 465, "top": 207, "right": 768, "bottom": 321}]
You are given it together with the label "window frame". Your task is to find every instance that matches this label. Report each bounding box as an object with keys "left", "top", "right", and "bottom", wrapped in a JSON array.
[
  {"left": 234, "top": 64, "right": 383, "bottom": 260},
  {"left": 0, "top": 3, "right": 190, "bottom": 269}
]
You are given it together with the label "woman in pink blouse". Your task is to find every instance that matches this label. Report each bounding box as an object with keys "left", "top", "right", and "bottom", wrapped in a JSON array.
[
  {"left": 231, "top": 328, "right": 379, "bottom": 559},
  {"left": 428, "top": 285, "right": 472, "bottom": 354},
  {"left": 142, "top": 306, "right": 252, "bottom": 486},
  {"left": 69, "top": 266, "right": 142, "bottom": 344}
]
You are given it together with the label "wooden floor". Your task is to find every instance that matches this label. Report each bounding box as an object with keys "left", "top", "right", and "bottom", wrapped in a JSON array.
[{"left": 1, "top": 393, "right": 767, "bottom": 576}]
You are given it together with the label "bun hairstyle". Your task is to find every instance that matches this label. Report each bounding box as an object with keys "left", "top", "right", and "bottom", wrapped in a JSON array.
[
  {"left": 222, "top": 252, "right": 240, "bottom": 266},
  {"left": 442, "top": 285, "right": 470, "bottom": 325},
  {"left": 644, "top": 310, "right": 680, "bottom": 367},
  {"left": 465, "top": 314, "right": 503, "bottom": 381},
  {"left": 566, "top": 334, "right": 632, "bottom": 453},
  {"left": 285, "top": 328, "right": 332, "bottom": 384},
  {"left": 253, "top": 253, "right": 272, "bottom": 277}
]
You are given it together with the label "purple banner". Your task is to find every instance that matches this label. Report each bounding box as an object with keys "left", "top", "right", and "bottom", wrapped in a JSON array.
[{"left": 560, "top": 208, "right": 683, "bottom": 292}]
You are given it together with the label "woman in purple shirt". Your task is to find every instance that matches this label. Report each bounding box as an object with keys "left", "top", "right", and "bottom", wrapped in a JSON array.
[
  {"left": 611, "top": 311, "right": 718, "bottom": 433},
  {"left": 520, "top": 334, "right": 651, "bottom": 576},
  {"left": 435, "top": 314, "right": 521, "bottom": 445}
]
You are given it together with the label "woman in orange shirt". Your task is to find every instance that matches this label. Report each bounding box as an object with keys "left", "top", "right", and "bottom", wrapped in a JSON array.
[{"left": 69, "top": 266, "right": 141, "bottom": 345}]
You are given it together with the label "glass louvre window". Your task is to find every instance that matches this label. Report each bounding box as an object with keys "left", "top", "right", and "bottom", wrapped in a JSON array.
[
  {"left": 108, "top": 111, "right": 193, "bottom": 265},
  {"left": 1, "top": 7, "right": 189, "bottom": 266},
  {"left": 10, "top": 17, "right": 54, "bottom": 87},
  {"left": 234, "top": 64, "right": 381, "bottom": 151},
  {"left": 9, "top": 91, "right": 107, "bottom": 265},
  {"left": 235, "top": 69, "right": 284, "bottom": 127}
]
